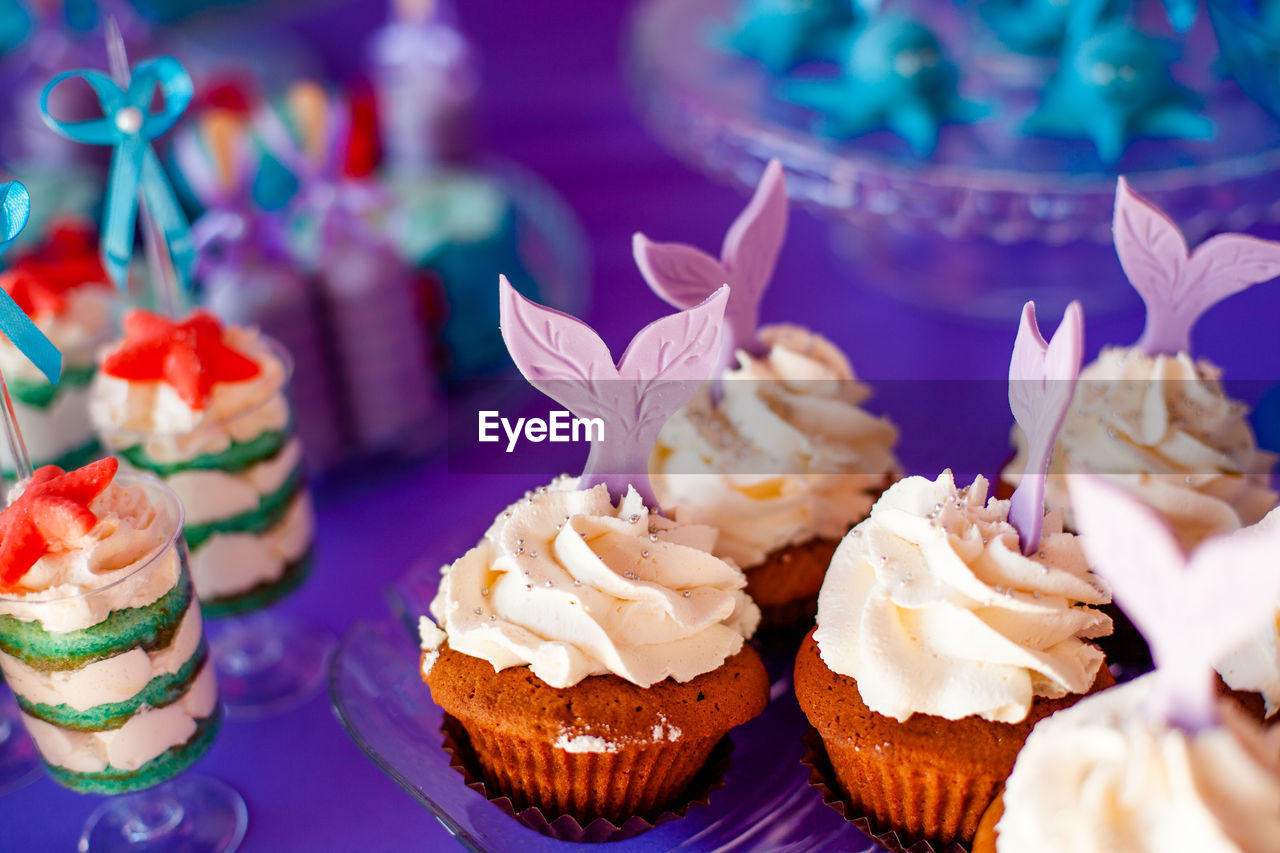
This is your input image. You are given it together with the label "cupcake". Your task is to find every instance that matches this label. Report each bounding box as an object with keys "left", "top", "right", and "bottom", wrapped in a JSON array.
[
  {"left": 640, "top": 161, "right": 899, "bottom": 631},
  {"left": 0, "top": 219, "right": 114, "bottom": 478},
  {"left": 796, "top": 302, "right": 1114, "bottom": 847},
  {"left": 1002, "top": 178, "right": 1280, "bottom": 552},
  {"left": 975, "top": 473, "right": 1280, "bottom": 852},
  {"left": 418, "top": 277, "right": 769, "bottom": 834}
]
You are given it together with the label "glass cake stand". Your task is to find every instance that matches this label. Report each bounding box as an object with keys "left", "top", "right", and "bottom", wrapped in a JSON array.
[
  {"left": 625, "top": 0, "right": 1280, "bottom": 321},
  {"left": 331, "top": 553, "right": 872, "bottom": 853}
]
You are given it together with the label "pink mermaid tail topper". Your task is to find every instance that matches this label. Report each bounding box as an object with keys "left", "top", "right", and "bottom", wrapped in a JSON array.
[
  {"left": 1008, "top": 300, "right": 1083, "bottom": 555},
  {"left": 499, "top": 275, "right": 728, "bottom": 507},
  {"left": 1070, "top": 474, "right": 1280, "bottom": 733},
  {"left": 1114, "top": 177, "right": 1280, "bottom": 356},
  {"left": 633, "top": 158, "right": 787, "bottom": 378}
]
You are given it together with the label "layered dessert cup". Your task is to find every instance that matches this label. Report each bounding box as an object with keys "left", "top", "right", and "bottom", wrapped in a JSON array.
[
  {"left": 89, "top": 310, "right": 327, "bottom": 716},
  {"left": 0, "top": 222, "right": 115, "bottom": 479},
  {"left": 90, "top": 312, "right": 315, "bottom": 616},
  {"left": 0, "top": 463, "right": 219, "bottom": 793}
]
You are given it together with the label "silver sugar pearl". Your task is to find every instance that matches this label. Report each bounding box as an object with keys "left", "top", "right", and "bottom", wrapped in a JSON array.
[
  {"left": 682, "top": 590, "right": 691, "bottom": 598},
  {"left": 624, "top": 571, "right": 638, "bottom": 579}
]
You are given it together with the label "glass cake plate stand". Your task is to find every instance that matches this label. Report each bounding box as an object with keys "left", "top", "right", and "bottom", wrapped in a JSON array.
[
  {"left": 626, "top": 0, "right": 1280, "bottom": 321},
  {"left": 330, "top": 552, "right": 875, "bottom": 853}
]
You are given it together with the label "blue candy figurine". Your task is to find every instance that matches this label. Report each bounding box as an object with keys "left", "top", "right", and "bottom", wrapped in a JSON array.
[
  {"left": 979, "top": 0, "right": 1127, "bottom": 56},
  {"left": 720, "top": 0, "right": 860, "bottom": 72},
  {"left": 783, "top": 13, "right": 984, "bottom": 156},
  {"left": 1024, "top": 23, "right": 1212, "bottom": 163}
]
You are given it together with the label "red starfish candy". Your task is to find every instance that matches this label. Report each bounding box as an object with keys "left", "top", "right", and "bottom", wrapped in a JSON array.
[
  {"left": 0, "top": 458, "right": 119, "bottom": 590},
  {"left": 101, "top": 309, "right": 262, "bottom": 411},
  {"left": 0, "top": 219, "right": 109, "bottom": 318}
]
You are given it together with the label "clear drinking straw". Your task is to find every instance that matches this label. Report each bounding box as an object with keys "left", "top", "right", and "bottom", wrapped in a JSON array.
[
  {"left": 104, "top": 17, "right": 183, "bottom": 318},
  {"left": 0, "top": 372, "right": 33, "bottom": 484}
]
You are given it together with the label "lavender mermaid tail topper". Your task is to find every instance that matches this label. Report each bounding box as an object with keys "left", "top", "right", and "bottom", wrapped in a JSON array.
[
  {"left": 499, "top": 275, "right": 727, "bottom": 507},
  {"left": 633, "top": 159, "right": 786, "bottom": 378},
  {"left": 1070, "top": 474, "right": 1280, "bottom": 733},
  {"left": 1114, "top": 177, "right": 1280, "bottom": 356},
  {"left": 1007, "top": 300, "right": 1083, "bottom": 555}
]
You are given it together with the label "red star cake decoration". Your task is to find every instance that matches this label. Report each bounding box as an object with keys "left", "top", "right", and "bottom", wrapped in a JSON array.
[
  {"left": 101, "top": 309, "right": 263, "bottom": 411},
  {"left": 0, "top": 220, "right": 110, "bottom": 318},
  {"left": 0, "top": 458, "right": 119, "bottom": 590}
]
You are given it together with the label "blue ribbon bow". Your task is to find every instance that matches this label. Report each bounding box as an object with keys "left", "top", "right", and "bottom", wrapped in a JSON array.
[
  {"left": 0, "top": 182, "right": 61, "bottom": 384},
  {"left": 39, "top": 56, "right": 196, "bottom": 293}
]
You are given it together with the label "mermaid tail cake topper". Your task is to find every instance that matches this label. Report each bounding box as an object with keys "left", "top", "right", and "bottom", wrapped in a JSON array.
[
  {"left": 634, "top": 158, "right": 786, "bottom": 381},
  {"left": 1007, "top": 300, "right": 1083, "bottom": 555},
  {"left": 1114, "top": 177, "right": 1280, "bottom": 356},
  {"left": 499, "top": 275, "right": 727, "bottom": 507},
  {"left": 1070, "top": 474, "right": 1280, "bottom": 732}
]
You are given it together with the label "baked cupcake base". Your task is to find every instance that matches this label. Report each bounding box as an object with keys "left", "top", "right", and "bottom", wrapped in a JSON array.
[
  {"left": 795, "top": 629, "right": 1113, "bottom": 847},
  {"left": 426, "top": 643, "right": 769, "bottom": 829},
  {"left": 442, "top": 716, "right": 733, "bottom": 842},
  {"left": 746, "top": 537, "right": 839, "bottom": 634}
]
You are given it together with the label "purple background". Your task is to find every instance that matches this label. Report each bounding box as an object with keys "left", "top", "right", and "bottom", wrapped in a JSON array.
[{"left": 4, "top": 0, "right": 1280, "bottom": 849}]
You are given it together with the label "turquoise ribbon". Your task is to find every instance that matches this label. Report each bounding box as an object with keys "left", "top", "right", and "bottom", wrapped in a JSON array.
[
  {"left": 0, "top": 182, "right": 61, "bottom": 384},
  {"left": 39, "top": 56, "right": 196, "bottom": 292}
]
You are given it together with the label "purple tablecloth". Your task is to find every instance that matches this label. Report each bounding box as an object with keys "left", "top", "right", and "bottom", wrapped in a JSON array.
[{"left": 5, "top": 0, "right": 1280, "bottom": 849}]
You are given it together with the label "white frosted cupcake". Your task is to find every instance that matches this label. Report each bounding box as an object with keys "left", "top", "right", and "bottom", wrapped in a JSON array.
[
  {"left": 1003, "top": 178, "right": 1280, "bottom": 551},
  {"left": 638, "top": 161, "right": 898, "bottom": 630}
]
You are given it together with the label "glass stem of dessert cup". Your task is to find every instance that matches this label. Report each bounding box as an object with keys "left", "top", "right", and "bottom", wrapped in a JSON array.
[
  {"left": 207, "top": 610, "right": 334, "bottom": 720},
  {"left": 79, "top": 775, "right": 247, "bottom": 853},
  {"left": 0, "top": 686, "right": 39, "bottom": 795}
]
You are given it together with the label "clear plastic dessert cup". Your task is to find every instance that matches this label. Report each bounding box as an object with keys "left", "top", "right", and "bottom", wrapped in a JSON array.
[
  {"left": 91, "top": 333, "right": 330, "bottom": 718},
  {"left": 0, "top": 473, "right": 246, "bottom": 852}
]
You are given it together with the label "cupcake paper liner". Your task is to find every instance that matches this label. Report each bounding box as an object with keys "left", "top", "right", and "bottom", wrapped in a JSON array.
[
  {"left": 800, "top": 728, "right": 970, "bottom": 853},
  {"left": 441, "top": 715, "right": 733, "bottom": 843}
]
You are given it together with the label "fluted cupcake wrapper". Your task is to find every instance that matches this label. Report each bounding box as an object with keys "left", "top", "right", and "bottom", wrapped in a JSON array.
[
  {"left": 800, "top": 728, "right": 971, "bottom": 853},
  {"left": 441, "top": 715, "right": 732, "bottom": 843}
]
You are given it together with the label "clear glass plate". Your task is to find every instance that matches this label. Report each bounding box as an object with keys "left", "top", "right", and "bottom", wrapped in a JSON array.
[
  {"left": 330, "top": 555, "right": 876, "bottom": 852},
  {"left": 624, "top": 0, "right": 1280, "bottom": 320}
]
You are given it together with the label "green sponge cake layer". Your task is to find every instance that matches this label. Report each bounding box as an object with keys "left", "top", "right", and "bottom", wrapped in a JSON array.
[
  {"left": 202, "top": 550, "right": 315, "bottom": 619},
  {"left": 9, "top": 364, "right": 95, "bottom": 409},
  {"left": 16, "top": 642, "right": 209, "bottom": 731},
  {"left": 118, "top": 425, "right": 290, "bottom": 478},
  {"left": 44, "top": 706, "right": 223, "bottom": 795},
  {"left": 0, "top": 569, "right": 191, "bottom": 671},
  {"left": 184, "top": 465, "right": 305, "bottom": 552}
]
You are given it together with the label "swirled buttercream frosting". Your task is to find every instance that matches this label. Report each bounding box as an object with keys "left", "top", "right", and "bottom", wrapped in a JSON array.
[
  {"left": 996, "top": 675, "right": 1280, "bottom": 853},
  {"left": 423, "top": 479, "right": 760, "bottom": 689},
  {"left": 651, "top": 324, "right": 898, "bottom": 569},
  {"left": 813, "top": 470, "right": 1111, "bottom": 723},
  {"left": 1004, "top": 347, "right": 1277, "bottom": 551}
]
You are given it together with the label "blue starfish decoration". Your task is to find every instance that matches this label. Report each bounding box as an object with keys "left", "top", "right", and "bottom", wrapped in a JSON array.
[
  {"left": 979, "top": 0, "right": 1128, "bottom": 56},
  {"left": 1158, "top": 0, "right": 1199, "bottom": 32},
  {"left": 1024, "top": 23, "right": 1212, "bottom": 164},
  {"left": 717, "top": 0, "right": 860, "bottom": 73},
  {"left": 781, "top": 14, "right": 985, "bottom": 156}
]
